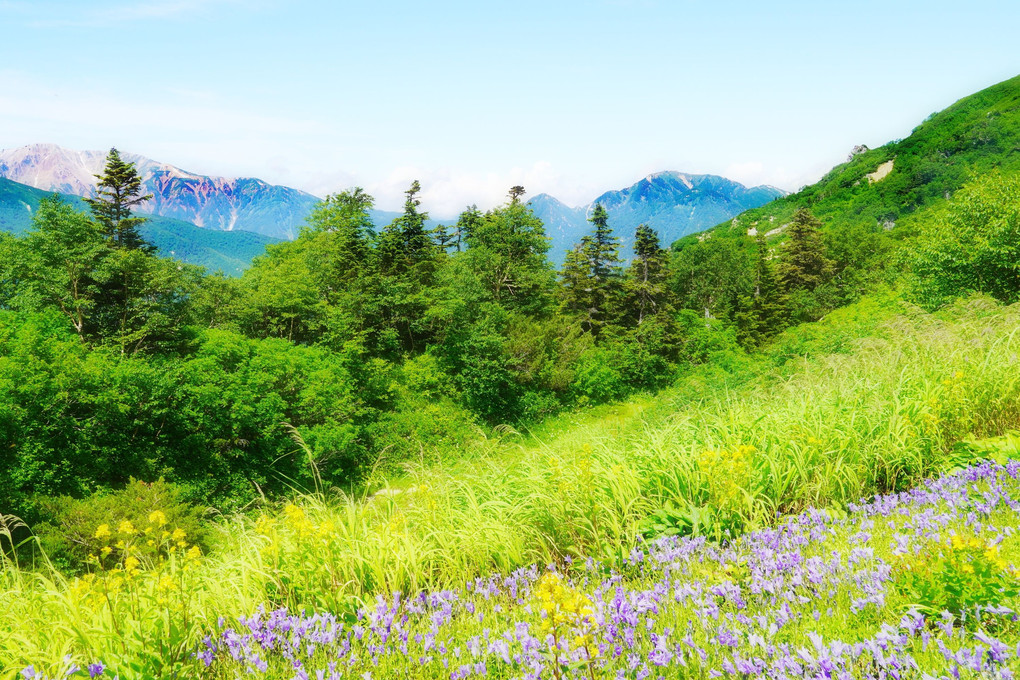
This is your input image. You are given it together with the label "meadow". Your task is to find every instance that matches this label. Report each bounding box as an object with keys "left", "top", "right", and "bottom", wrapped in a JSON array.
[{"left": 4, "top": 292, "right": 1020, "bottom": 678}]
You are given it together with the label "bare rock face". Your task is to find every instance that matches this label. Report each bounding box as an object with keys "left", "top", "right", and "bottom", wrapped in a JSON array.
[
  {"left": 847, "top": 144, "right": 870, "bottom": 162},
  {"left": 0, "top": 144, "right": 107, "bottom": 196},
  {"left": 866, "top": 159, "right": 895, "bottom": 184},
  {"left": 0, "top": 143, "right": 319, "bottom": 240}
]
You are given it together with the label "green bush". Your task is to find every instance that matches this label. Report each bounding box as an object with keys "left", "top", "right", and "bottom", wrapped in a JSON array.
[
  {"left": 570, "top": 348, "right": 626, "bottom": 405},
  {"left": 29, "top": 478, "right": 208, "bottom": 574},
  {"left": 909, "top": 171, "right": 1020, "bottom": 309}
]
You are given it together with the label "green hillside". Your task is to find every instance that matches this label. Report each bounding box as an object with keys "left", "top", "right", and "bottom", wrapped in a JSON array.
[
  {"left": 0, "top": 177, "right": 279, "bottom": 274},
  {"left": 139, "top": 216, "right": 281, "bottom": 276},
  {"left": 700, "top": 73, "right": 1020, "bottom": 240}
]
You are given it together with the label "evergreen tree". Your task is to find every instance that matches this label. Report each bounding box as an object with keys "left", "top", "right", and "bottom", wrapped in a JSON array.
[
  {"left": 736, "top": 232, "right": 787, "bottom": 347},
  {"left": 373, "top": 181, "right": 440, "bottom": 353},
  {"left": 302, "top": 187, "right": 374, "bottom": 295},
  {"left": 378, "top": 181, "right": 435, "bottom": 273},
  {"left": 451, "top": 205, "right": 483, "bottom": 252},
  {"left": 560, "top": 203, "right": 622, "bottom": 336},
  {"left": 397, "top": 180, "right": 433, "bottom": 263},
  {"left": 777, "top": 208, "right": 833, "bottom": 292},
  {"left": 430, "top": 223, "right": 456, "bottom": 253},
  {"left": 622, "top": 224, "right": 669, "bottom": 326},
  {"left": 84, "top": 148, "right": 154, "bottom": 252},
  {"left": 508, "top": 185, "right": 526, "bottom": 204}
]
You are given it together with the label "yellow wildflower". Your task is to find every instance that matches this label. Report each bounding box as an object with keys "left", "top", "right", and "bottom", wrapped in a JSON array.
[
  {"left": 148, "top": 510, "right": 168, "bottom": 527},
  {"left": 117, "top": 520, "right": 136, "bottom": 536},
  {"left": 124, "top": 555, "right": 141, "bottom": 576},
  {"left": 94, "top": 524, "right": 111, "bottom": 540}
]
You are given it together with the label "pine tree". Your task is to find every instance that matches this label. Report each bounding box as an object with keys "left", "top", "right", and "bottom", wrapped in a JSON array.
[
  {"left": 777, "top": 208, "right": 833, "bottom": 292},
  {"left": 451, "top": 205, "right": 483, "bottom": 253},
  {"left": 398, "top": 180, "right": 433, "bottom": 263},
  {"left": 622, "top": 224, "right": 669, "bottom": 326},
  {"left": 378, "top": 180, "right": 435, "bottom": 273},
  {"left": 737, "top": 232, "right": 788, "bottom": 346},
  {"left": 84, "top": 148, "right": 154, "bottom": 252},
  {"left": 559, "top": 203, "right": 622, "bottom": 336},
  {"left": 302, "top": 187, "right": 374, "bottom": 300},
  {"left": 430, "top": 223, "right": 456, "bottom": 253}
]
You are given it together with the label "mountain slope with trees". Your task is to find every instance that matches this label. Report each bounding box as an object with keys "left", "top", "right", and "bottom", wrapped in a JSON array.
[{"left": 0, "top": 175, "right": 280, "bottom": 274}]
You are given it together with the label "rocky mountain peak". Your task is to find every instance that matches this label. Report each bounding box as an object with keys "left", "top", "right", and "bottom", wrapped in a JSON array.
[{"left": 0, "top": 144, "right": 319, "bottom": 239}]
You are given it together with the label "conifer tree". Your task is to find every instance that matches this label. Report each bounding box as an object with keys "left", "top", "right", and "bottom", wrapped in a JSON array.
[
  {"left": 398, "top": 180, "right": 433, "bottom": 262},
  {"left": 560, "top": 203, "right": 622, "bottom": 336},
  {"left": 302, "top": 187, "right": 374, "bottom": 298},
  {"left": 84, "top": 148, "right": 154, "bottom": 252},
  {"left": 622, "top": 224, "right": 669, "bottom": 326},
  {"left": 430, "top": 223, "right": 456, "bottom": 253},
  {"left": 777, "top": 208, "right": 833, "bottom": 292},
  {"left": 451, "top": 205, "right": 483, "bottom": 253},
  {"left": 736, "top": 232, "right": 788, "bottom": 346},
  {"left": 378, "top": 180, "right": 435, "bottom": 273}
]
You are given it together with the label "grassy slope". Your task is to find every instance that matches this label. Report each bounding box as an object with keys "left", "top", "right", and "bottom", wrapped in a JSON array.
[
  {"left": 4, "top": 293, "right": 1020, "bottom": 675},
  {"left": 682, "top": 73, "right": 1020, "bottom": 244},
  {"left": 190, "top": 462, "right": 1020, "bottom": 678}
]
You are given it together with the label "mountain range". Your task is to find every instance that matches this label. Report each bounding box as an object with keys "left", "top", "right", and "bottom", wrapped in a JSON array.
[
  {"left": 528, "top": 172, "right": 784, "bottom": 262},
  {"left": 0, "top": 144, "right": 319, "bottom": 240},
  {"left": 0, "top": 143, "right": 785, "bottom": 269},
  {"left": 0, "top": 175, "right": 281, "bottom": 275}
]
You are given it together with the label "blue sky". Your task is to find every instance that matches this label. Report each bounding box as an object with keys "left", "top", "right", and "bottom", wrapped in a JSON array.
[{"left": 0, "top": 0, "right": 1018, "bottom": 215}]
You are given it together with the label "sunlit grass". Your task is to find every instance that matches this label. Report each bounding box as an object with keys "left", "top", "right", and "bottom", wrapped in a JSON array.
[{"left": 4, "top": 295, "right": 1020, "bottom": 677}]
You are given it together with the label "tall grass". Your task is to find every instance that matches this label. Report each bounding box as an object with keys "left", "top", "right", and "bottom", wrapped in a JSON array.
[{"left": 3, "top": 295, "right": 1020, "bottom": 677}]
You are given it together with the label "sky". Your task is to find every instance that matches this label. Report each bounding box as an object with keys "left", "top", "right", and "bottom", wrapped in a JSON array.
[{"left": 0, "top": 0, "right": 1018, "bottom": 217}]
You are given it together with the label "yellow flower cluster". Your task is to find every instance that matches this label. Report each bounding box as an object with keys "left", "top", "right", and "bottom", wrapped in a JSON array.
[
  {"left": 90, "top": 510, "right": 199, "bottom": 575},
  {"left": 534, "top": 573, "right": 596, "bottom": 646},
  {"left": 698, "top": 445, "right": 754, "bottom": 508},
  {"left": 283, "top": 503, "right": 316, "bottom": 536},
  {"left": 280, "top": 503, "right": 339, "bottom": 540},
  {"left": 948, "top": 535, "right": 1010, "bottom": 572}
]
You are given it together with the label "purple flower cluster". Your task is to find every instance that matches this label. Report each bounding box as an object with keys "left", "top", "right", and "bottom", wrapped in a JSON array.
[
  {"left": 193, "top": 460, "right": 1020, "bottom": 679},
  {"left": 30, "top": 460, "right": 1020, "bottom": 679}
]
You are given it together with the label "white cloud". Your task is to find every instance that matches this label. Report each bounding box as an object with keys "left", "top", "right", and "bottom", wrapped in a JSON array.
[
  {"left": 0, "top": 70, "right": 328, "bottom": 165},
  {"left": 362, "top": 162, "right": 604, "bottom": 218},
  {"left": 723, "top": 160, "right": 823, "bottom": 193}
]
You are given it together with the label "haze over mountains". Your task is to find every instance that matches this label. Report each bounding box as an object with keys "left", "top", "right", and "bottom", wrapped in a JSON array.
[{"left": 0, "top": 143, "right": 785, "bottom": 268}]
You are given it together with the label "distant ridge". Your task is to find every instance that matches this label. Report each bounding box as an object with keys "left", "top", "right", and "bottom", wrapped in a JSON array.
[
  {"left": 529, "top": 172, "right": 785, "bottom": 262},
  {"left": 1, "top": 143, "right": 785, "bottom": 264},
  {"left": 0, "top": 144, "right": 319, "bottom": 240},
  {"left": 0, "top": 175, "right": 280, "bottom": 275}
]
